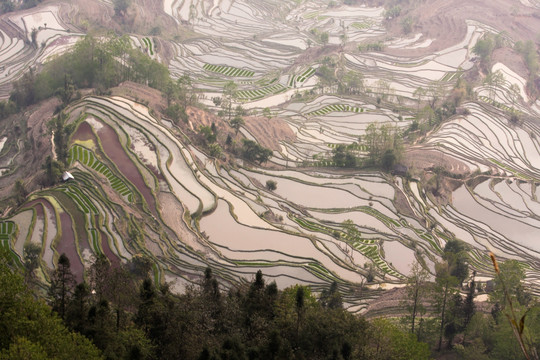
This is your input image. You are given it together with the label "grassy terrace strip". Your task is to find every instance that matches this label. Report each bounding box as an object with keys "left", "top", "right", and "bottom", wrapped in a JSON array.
[
  {"left": 290, "top": 215, "right": 375, "bottom": 245},
  {"left": 0, "top": 221, "right": 21, "bottom": 264},
  {"left": 488, "top": 158, "right": 533, "bottom": 180},
  {"left": 236, "top": 83, "right": 287, "bottom": 100},
  {"left": 203, "top": 63, "right": 255, "bottom": 77},
  {"left": 478, "top": 96, "right": 513, "bottom": 112},
  {"left": 308, "top": 104, "right": 364, "bottom": 116},
  {"left": 58, "top": 183, "right": 99, "bottom": 215},
  {"left": 328, "top": 143, "right": 368, "bottom": 151},
  {"left": 142, "top": 37, "right": 153, "bottom": 55},
  {"left": 296, "top": 67, "right": 315, "bottom": 84},
  {"left": 68, "top": 145, "right": 134, "bottom": 202},
  {"left": 441, "top": 71, "right": 462, "bottom": 82},
  {"left": 358, "top": 206, "right": 401, "bottom": 228},
  {"left": 290, "top": 215, "right": 402, "bottom": 278},
  {"left": 351, "top": 21, "right": 372, "bottom": 30},
  {"left": 0, "top": 221, "right": 15, "bottom": 241}
]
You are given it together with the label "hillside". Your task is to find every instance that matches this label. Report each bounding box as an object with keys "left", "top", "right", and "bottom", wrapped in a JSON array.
[{"left": 1, "top": 0, "right": 540, "bottom": 323}]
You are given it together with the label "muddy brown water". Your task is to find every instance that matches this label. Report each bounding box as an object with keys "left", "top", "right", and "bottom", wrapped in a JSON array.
[
  {"left": 95, "top": 121, "right": 158, "bottom": 218},
  {"left": 56, "top": 212, "right": 84, "bottom": 282}
]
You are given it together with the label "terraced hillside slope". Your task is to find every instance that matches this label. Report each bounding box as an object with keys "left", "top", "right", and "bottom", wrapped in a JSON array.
[{"left": 1, "top": 0, "right": 540, "bottom": 311}]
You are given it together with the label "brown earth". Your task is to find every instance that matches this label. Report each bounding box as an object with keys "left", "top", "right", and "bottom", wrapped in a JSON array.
[
  {"left": 0, "top": 97, "right": 60, "bottom": 200},
  {"left": 492, "top": 47, "right": 530, "bottom": 79},
  {"left": 403, "top": 148, "right": 471, "bottom": 177},
  {"left": 243, "top": 115, "right": 296, "bottom": 152}
]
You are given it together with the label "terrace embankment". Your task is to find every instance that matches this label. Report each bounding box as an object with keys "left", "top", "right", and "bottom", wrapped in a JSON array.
[
  {"left": 0, "top": 97, "right": 60, "bottom": 199},
  {"left": 384, "top": 0, "right": 540, "bottom": 58},
  {"left": 244, "top": 115, "right": 296, "bottom": 152}
]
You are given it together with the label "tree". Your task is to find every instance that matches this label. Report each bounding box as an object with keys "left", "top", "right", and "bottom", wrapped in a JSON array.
[
  {"left": 319, "top": 281, "right": 343, "bottom": 309},
  {"left": 65, "top": 282, "right": 90, "bottom": 334},
  {"left": 199, "top": 125, "right": 216, "bottom": 144},
  {"left": 177, "top": 74, "right": 194, "bottom": 107},
  {"left": 23, "top": 243, "right": 41, "bottom": 285},
  {"left": 42, "top": 156, "right": 64, "bottom": 186},
  {"left": 55, "top": 74, "right": 76, "bottom": 107},
  {"left": 13, "top": 179, "right": 27, "bottom": 206},
  {"left": 413, "top": 86, "right": 426, "bottom": 113},
  {"left": 363, "top": 123, "right": 402, "bottom": 167},
  {"left": 483, "top": 70, "right": 505, "bottom": 101},
  {"left": 230, "top": 115, "right": 245, "bottom": 135},
  {"left": 473, "top": 35, "right": 495, "bottom": 68},
  {"left": 368, "top": 318, "right": 430, "bottom": 360},
  {"left": 113, "top": 0, "right": 130, "bottom": 17},
  {"left": 381, "top": 149, "right": 397, "bottom": 171},
  {"left": 265, "top": 180, "right": 277, "bottom": 191},
  {"left": 489, "top": 259, "right": 530, "bottom": 309},
  {"left": 403, "top": 261, "right": 430, "bottom": 335},
  {"left": 222, "top": 81, "right": 237, "bottom": 121},
  {"left": 443, "top": 239, "right": 469, "bottom": 285},
  {"left": 432, "top": 261, "right": 460, "bottom": 351},
  {"left": 241, "top": 139, "right": 272, "bottom": 164},
  {"left": 320, "top": 32, "right": 329, "bottom": 45},
  {"left": 48, "top": 112, "right": 73, "bottom": 166},
  {"left": 48, "top": 254, "right": 76, "bottom": 320},
  {"left": 0, "top": 249, "right": 102, "bottom": 359}
]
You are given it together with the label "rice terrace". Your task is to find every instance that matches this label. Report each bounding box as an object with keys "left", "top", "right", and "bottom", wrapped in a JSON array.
[{"left": 2, "top": 0, "right": 540, "bottom": 333}]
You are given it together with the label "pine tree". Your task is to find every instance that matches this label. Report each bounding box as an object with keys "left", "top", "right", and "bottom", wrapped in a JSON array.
[{"left": 48, "top": 253, "right": 76, "bottom": 320}]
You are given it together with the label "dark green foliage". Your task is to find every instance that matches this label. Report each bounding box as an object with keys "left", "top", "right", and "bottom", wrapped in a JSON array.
[
  {"left": 0, "top": 249, "right": 102, "bottom": 359},
  {"left": 230, "top": 115, "right": 245, "bottom": 135},
  {"left": 363, "top": 123, "right": 402, "bottom": 169},
  {"left": 13, "top": 179, "right": 27, "bottom": 206},
  {"left": 9, "top": 34, "right": 170, "bottom": 110},
  {"left": 241, "top": 139, "right": 272, "bottom": 164},
  {"left": 384, "top": 5, "right": 401, "bottom": 19},
  {"left": 319, "top": 281, "right": 343, "bottom": 309},
  {"left": 48, "top": 254, "right": 76, "bottom": 320},
  {"left": 200, "top": 125, "right": 217, "bottom": 144},
  {"left": 332, "top": 144, "right": 357, "bottom": 167},
  {"left": 3, "top": 251, "right": 487, "bottom": 360},
  {"left": 113, "top": 0, "right": 130, "bottom": 16},
  {"left": 23, "top": 242, "right": 41, "bottom": 284},
  {"left": 443, "top": 239, "right": 469, "bottom": 284},
  {"left": 42, "top": 156, "right": 64, "bottom": 186},
  {"left": 265, "top": 180, "right": 277, "bottom": 191}
]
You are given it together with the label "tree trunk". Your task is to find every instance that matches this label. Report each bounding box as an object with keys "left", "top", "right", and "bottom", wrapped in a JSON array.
[{"left": 437, "top": 281, "right": 449, "bottom": 351}]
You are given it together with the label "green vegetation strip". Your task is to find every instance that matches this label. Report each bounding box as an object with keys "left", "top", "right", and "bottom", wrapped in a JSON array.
[
  {"left": 143, "top": 37, "right": 154, "bottom": 55},
  {"left": 0, "top": 221, "right": 21, "bottom": 264},
  {"left": 488, "top": 158, "right": 532, "bottom": 180},
  {"left": 68, "top": 145, "right": 134, "bottom": 202},
  {"left": 308, "top": 104, "right": 364, "bottom": 116},
  {"left": 203, "top": 63, "right": 254, "bottom": 77},
  {"left": 236, "top": 83, "right": 287, "bottom": 100}
]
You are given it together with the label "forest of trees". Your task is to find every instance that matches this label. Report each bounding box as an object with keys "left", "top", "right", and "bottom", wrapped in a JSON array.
[
  {"left": 1, "top": 248, "right": 431, "bottom": 360},
  {"left": 0, "top": 34, "right": 170, "bottom": 119},
  {"left": 2, "top": 241, "right": 540, "bottom": 360}
]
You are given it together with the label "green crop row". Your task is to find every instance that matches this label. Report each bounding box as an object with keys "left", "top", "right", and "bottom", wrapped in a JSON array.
[
  {"left": 488, "top": 158, "right": 532, "bottom": 180},
  {"left": 68, "top": 145, "right": 134, "bottom": 202},
  {"left": 0, "top": 221, "right": 15, "bottom": 240},
  {"left": 142, "top": 37, "right": 153, "bottom": 55},
  {"left": 236, "top": 83, "right": 287, "bottom": 100},
  {"left": 308, "top": 104, "right": 364, "bottom": 116},
  {"left": 351, "top": 21, "right": 371, "bottom": 30},
  {"left": 58, "top": 184, "right": 99, "bottom": 214},
  {"left": 203, "top": 63, "right": 255, "bottom": 77},
  {"left": 327, "top": 143, "right": 368, "bottom": 151},
  {"left": 358, "top": 206, "right": 400, "bottom": 228}
]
